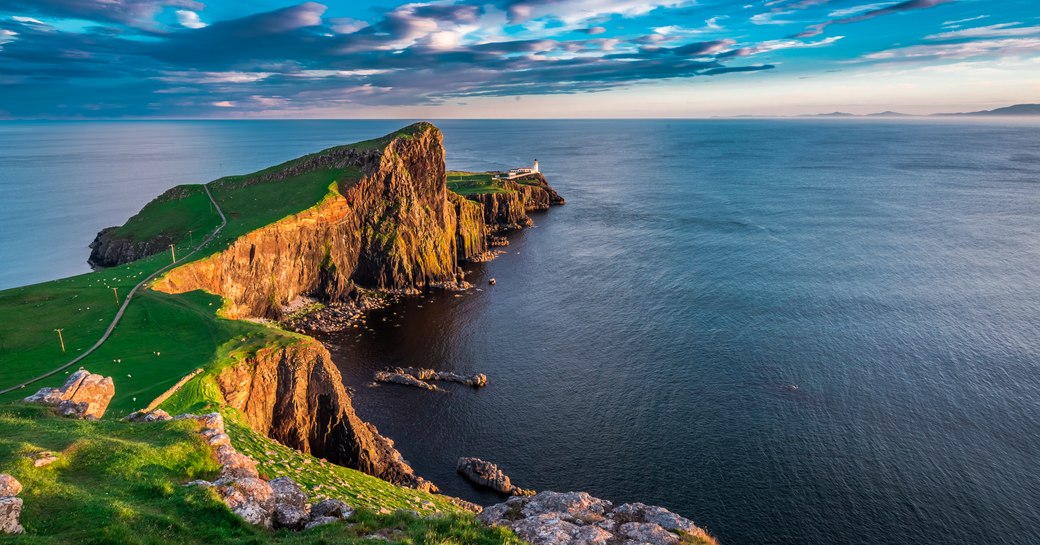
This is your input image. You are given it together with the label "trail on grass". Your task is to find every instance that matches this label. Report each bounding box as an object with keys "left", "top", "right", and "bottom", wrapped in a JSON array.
[{"left": 0, "top": 184, "right": 228, "bottom": 396}]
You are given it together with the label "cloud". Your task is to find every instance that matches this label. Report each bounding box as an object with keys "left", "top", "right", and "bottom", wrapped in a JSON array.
[
  {"left": 499, "top": 0, "right": 695, "bottom": 25},
  {"left": 793, "top": 0, "right": 955, "bottom": 38},
  {"left": 925, "top": 23, "right": 1040, "bottom": 40},
  {"left": 863, "top": 37, "right": 1040, "bottom": 61},
  {"left": 827, "top": 3, "right": 897, "bottom": 18},
  {"left": 720, "top": 35, "right": 844, "bottom": 57},
  {"left": 10, "top": 16, "right": 45, "bottom": 25},
  {"left": 0, "top": 0, "right": 203, "bottom": 27},
  {"left": 175, "top": 10, "right": 206, "bottom": 29},
  {"left": 941, "top": 15, "right": 988, "bottom": 28}
]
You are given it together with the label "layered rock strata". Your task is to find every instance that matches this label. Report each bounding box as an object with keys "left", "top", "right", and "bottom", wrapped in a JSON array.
[{"left": 213, "top": 339, "right": 436, "bottom": 492}]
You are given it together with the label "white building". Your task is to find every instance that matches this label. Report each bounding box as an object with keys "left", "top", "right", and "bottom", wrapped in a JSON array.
[{"left": 506, "top": 160, "right": 539, "bottom": 178}]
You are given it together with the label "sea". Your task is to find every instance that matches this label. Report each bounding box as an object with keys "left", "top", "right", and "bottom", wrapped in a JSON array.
[{"left": 2, "top": 119, "right": 1039, "bottom": 545}]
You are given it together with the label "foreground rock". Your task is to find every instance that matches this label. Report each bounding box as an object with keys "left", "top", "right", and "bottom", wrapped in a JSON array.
[
  {"left": 375, "top": 367, "right": 488, "bottom": 390},
  {"left": 0, "top": 474, "right": 23, "bottom": 535},
  {"left": 24, "top": 369, "right": 115, "bottom": 420},
  {"left": 175, "top": 412, "right": 355, "bottom": 530},
  {"left": 478, "top": 491, "right": 716, "bottom": 545},
  {"left": 457, "top": 458, "right": 533, "bottom": 496}
]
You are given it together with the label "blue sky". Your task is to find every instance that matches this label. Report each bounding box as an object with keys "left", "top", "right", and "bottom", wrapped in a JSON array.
[{"left": 0, "top": 0, "right": 1036, "bottom": 117}]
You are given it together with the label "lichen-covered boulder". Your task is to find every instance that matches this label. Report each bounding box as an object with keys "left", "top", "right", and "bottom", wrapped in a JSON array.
[
  {"left": 304, "top": 515, "right": 339, "bottom": 529},
  {"left": 0, "top": 475, "right": 21, "bottom": 497},
  {"left": 273, "top": 503, "right": 310, "bottom": 530},
  {"left": 0, "top": 497, "right": 23, "bottom": 535},
  {"left": 0, "top": 477, "right": 23, "bottom": 536},
  {"left": 270, "top": 477, "right": 307, "bottom": 509},
  {"left": 311, "top": 498, "right": 354, "bottom": 520},
  {"left": 24, "top": 370, "right": 115, "bottom": 419},
  {"left": 478, "top": 491, "right": 716, "bottom": 545},
  {"left": 217, "top": 477, "right": 274, "bottom": 528}
]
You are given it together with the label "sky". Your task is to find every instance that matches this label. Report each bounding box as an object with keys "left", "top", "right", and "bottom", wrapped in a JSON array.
[{"left": 0, "top": 0, "right": 1037, "bottom": 118}]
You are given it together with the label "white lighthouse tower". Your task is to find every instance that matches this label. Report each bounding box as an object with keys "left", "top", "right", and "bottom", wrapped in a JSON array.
[{"left": 533, "top": 159, "right": 540, "bottom": 173}]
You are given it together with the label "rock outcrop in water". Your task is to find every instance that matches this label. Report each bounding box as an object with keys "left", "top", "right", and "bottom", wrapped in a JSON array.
[
  {"left": 24, "top": 369, "right": 115, "bottom": 420},
  {"left": 374, "top": 367, "right": 488, "bottom": 390},
  {"left": 479, "top": 491, "right": 717, "bottom": 545},
  {"left": 457, "top": 457, "right": 534, "bottom": 496},
  {"left": 214, "top": 338, "right": 436, "bottom": 492}
]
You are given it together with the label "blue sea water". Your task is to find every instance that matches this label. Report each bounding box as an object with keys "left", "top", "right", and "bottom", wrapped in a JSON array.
[{"left": 2, "top": 119, "right": 1040, "bottom": 544}]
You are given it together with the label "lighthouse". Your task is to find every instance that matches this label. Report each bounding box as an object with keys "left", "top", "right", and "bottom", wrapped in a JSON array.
[{"left": 533, "top": 159, "right": 540, "bottom": 173}]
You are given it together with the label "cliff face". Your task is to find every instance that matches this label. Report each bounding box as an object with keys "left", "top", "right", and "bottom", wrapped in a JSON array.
[
  {"left": 88, "top": 227, "right": 175, "bottom": 269},
  {"left": 449, "top": 193, "right": 489, "bottom": 262},
  {"left": 153, "top": 123, "right": 467, "bottom": 319},
  {"left": 469, "top": 175, "right": 566, "bottom": 233},
  {"left": 216, "top": 338, "right": 435, "bottom": 492}
]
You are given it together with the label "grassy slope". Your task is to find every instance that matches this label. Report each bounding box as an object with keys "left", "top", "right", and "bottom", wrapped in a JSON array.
[
  {"left": 446, "top": 172, "right": 513, "bottom": 196},
  {"left": 447, "top": 171, "right": 546, "bottom": 197},
  {"left": 0, "top": 404, "right": 520, "bottom": 545},
  {"left": 112, "top": 185, "right": 222, "bottom": 243}
]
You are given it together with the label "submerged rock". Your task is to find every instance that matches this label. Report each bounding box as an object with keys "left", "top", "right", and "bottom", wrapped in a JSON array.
[
  {"left": 478, "top": 491, "right": 716, "bottom": 545},
  {"left": 24, "top": 369, "right": 115, "bottom": 420}
]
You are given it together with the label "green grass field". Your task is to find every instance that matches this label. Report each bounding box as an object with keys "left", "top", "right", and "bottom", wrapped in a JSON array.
[
  {"left": 112, "top": 185, "right": 222, "bottom": 244},
  {"left": 446, "top": 172, "right": 513, "bottom": 196},
  {"left": 0, "top": 404, "right": 521, "bottom": 545}
]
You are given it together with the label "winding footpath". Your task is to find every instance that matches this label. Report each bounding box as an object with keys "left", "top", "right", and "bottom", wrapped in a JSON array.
[{"left": 0, "top": 185, "right": 227, "bottom": 396}]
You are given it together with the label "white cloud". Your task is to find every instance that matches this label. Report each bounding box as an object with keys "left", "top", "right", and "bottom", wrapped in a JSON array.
[
  {"left": 160, "top": 71, "right": 271, "bottom": 84},
  {"left": 942, "top": 15, "right": 989, "bottom": 28},
  {"left": 926, "top": 23, "right": 1040, "bottom": 41},
  {"left": 828, "top": 3, "right": 897, "bottom": 18},
  {"left": 212, "top": 101, "right": 236, "bottom": 107},
  {"left": 175, "top": 10, "right": 206, "bottom": 29},
  {"left": 751, "top": 11, "right": 796, "bottom": 25},
  {"left": 0, "top": 29, "right": 17, "bottom": 50},
  {"left": 864, "top": 38, "right": 1040, "bottom": 61},
  {"left": 11, "top": 16, "right": 45, "bottom": 25},
  {"left": 508, "top": 0, "right": 696, "bottom": 25},
  {"left": 733, "top": 35, "right": 844, "bottom": 56}
]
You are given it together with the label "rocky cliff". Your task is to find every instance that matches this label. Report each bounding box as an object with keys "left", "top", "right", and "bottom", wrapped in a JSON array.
[
  {"left": 216, "top": 338, "right": 435, "bottom": 492},
  {"left": 153, "top": 123, "right": 468, "bottom": 319},
  {"left": 469, "top": 175, "right": 566, "bottom": 233}
]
